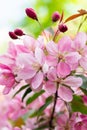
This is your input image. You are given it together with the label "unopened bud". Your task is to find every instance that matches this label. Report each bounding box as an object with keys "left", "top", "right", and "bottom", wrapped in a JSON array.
[
  {"left": 9, "top": 32, "right": 18, "bottom": 39},
  {"left": 25, "top": 8, "right": 38, "bottom": 21},
  {"left": 58, "top": 24, "right": 68, "bottom": 33},
  {"left": 14, "top": 28, "right": 24, "bottom": 36},
  {"left": 52, "top": 11, "right": 60, "bottom": 22}
]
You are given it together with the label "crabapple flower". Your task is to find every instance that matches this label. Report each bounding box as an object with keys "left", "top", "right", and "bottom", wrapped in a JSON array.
[
  {"left": 57, "top": 61, "right": 71, "bottom": 78},
  {"left": 0, "top": 7, "right": 87, "bottom": 130},
  {"left": 46, "top": 36, "right": 81, "bottom": 71},
  {"left": 72, "top": 32, "right": 87, "bottom": 70},
  {"left": 55, "top": 113, "right": 72, "bottom": 130},
  {"left": 44, "top": 67, "right": 82, "bottom": 102},
  {"left": 6, "top": 96, "right": 27, "bottom": 120},
  {"left": 15, "top": 47, "right": 48, "bottom": 90},
  {"left": 0, "top": 63, "right": 15, "bottom": 94}
]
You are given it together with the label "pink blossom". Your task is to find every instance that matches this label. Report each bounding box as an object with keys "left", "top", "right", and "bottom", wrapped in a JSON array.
[
  {"left": 6, "top": 96, "right": 27, "bottom": 120},
  {"left": 46, "top": 36, "right": 80, "bottom": 72},
  {"left": 13, "top": 127, "right": 21, "bottom": 130},
  {"left": 16, "top": 47, "right": 48, "bottom": 90},
  {"left": 44, "top": 67, "right": 82, "bottom": 102},
  {"left": 23, "top": 35, "right": 45, "bottom": 52},
  {"left": 58, "top": 85, "right": 73, "bottom": 102},
  {"left": 55, "top": 113, "right": 70, "bottom": 130},
  {"left": 82, "top": 95, "right": 87, "bottom": 106},
  {"left": 57, "top": 62, "right": 71, "bottom": 78},
  {"left": 0, "top": 63, "right": 15, "bottom": 94},
  {"left": 74, "top": 120, "right": 87, "bottom": 130},
  {"left": 72, "top": 32, "right": 87, "bottom": 70},
  {"left": 8, "top": 41, "right": 29, "bottom": 57}
]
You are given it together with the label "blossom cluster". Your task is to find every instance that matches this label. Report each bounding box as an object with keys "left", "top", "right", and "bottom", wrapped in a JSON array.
[
  {"left": 0, "top": 32, "right": 87, "bottom": 100},
  {"left": 0, "top": 8, "right": 87, "bottom": 130}
]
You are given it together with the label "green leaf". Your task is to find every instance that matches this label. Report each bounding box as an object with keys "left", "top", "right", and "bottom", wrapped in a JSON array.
[
  {"left": 22, "top": 87, "right": 32, "bottom": 101},
  {"left": 76, "top": 75, "right": 87, "bottom": 95},
  {"left": 26, "top": 90, "right": 45, "bottom": 105},
  {"left": 80, "top": 88, "right": 87, "bottom": 95},
  {"left": 29, "top": 96, "right": 53, "bottom": 117},
  {"left": 13, "top": 84, "right": 29, "bottom": 98},
  {"left": 71, "top": 95, "right": 87, "bottom": 114},
  {"left": 77, "top": 75, "right": 87, "bottom": 89},
  {"left": 34, "top": 125, "right": 49, "bottom": 130},
  {"left": 81, "top": 75, "right": 87, "bottom": 89}
]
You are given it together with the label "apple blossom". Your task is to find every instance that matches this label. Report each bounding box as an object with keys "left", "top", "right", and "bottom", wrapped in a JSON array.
[{"left": 0, "top": 7, "right": 87, "bottom": 130}]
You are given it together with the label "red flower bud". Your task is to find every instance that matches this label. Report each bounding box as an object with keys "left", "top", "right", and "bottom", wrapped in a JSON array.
[
  {"left": 9, "top": 32, "right": 18, "bottom": 39},
  {"left": 58, "top": 24, "right": 68, "bottom": 33},
  {"left": 14, "top": 28, "right": 24, "bottom": 36},
  {"left": 25, "top": 8, "right": 38, "bottom": 21},
  {"left": 52, "top": 11, "right": 60, "bottom": 22}
]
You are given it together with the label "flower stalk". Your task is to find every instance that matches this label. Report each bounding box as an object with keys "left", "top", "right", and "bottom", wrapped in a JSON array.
[{"left": 49, "top": 86, "right": 58, "bottom": 130}]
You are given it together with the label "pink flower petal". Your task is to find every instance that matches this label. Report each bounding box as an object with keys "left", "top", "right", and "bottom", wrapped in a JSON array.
[
  {"left": 57, "top": 114, "right": 68, "bottom": 127},
  {"left": 57, "top": 62, "right": 71, "bottom": 78},
  {"left": 80, "top": 57, "right": 87, "bottom": 70},
  {"left": 16, "top": 53, "right": 36, "bottom": 66},
  {"left": 65, "top": 52, "right": 81, "bottom": 64},
  {"left": 63, "top": 76, "right": 82, "bottom": 88},
  {"left": 81, "top": 120, "right": 87, "bottom": 130},
  {"left": 46, "top": 41, "right": 58, "bottom": 56},
  {"left": 74, "top": 123, "right": 81, "bottom": 130},
  {"left": 17, "top": 66, "right": 36, "bottom": 80},
  {"left": 58, "top": 36, "right": 73, "bottom": 52},
  {"left": 0, "top": 72, "right": 15, "bottom": 94},
  {"left": 42, "top": 62, "right": 49, "bottom": 74},
  {"left": 58, "top": 85, "right": 73, "bottom": 102},
  {"left": 56, "top": 99, "right": 65, "bottom": 112},
  {"left": 44, "top": 81, "right": 56, "bottom": 94},
  {"left": 31, "top": 71, "right": 43, "bottom": 90},
  {"left": 3, "top": 86, "right": 12, "bottom": 94},
  {"left": 8, "top": 41, "right": 17, "bottom": 57},
  {"left": 46, "top": 55, "right": 58, "bottom": 66},
  {"left": 73, "top": 32, "right": 87, "bottom": 50},
  {"left": 35, "top": 47, "right": 45, "bottom": 64},
  {"left": 23, "top": 35, "right": 36, "bottom": 51},
  {"left": 0, "top": 55, "right": 14, "bottom": 66},
  {"left": 0, "top": 63, "right": 11, "bottom": 70},
  {"left": 47, "top": 68, "right": 57, "bottom": 81}
]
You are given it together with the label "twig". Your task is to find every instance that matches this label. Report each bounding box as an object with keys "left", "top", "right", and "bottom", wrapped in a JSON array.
[
  {"left": 49, "top": 87, "right": 58, "bottom": 130},
  {"left": 53, "top": 29, "right": 59, "bottom": 42},
  {"left": 77, "top": 15, "right": 87, "bottom": 33}
]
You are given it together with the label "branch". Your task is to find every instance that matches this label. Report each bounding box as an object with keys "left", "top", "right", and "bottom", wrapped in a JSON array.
[{"left": 49, "top": 87, "right": 58, "bottom": 130}]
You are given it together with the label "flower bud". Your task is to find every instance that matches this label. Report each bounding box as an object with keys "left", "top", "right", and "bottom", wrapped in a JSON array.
[
  {"left": 52, "top": 11, "right": 60, "bottom": 22},
  {"left": 58, "top": 24, "right": 68, "bottom": 33},
  {"left": 25, "top": 8, "right": 38, "bottom": 21},
  {"left": 9, "top": 32, "right": 18, "bottom": 39},
  {"left": 14, "top": 28, "right": 24, "bottom": 36}
]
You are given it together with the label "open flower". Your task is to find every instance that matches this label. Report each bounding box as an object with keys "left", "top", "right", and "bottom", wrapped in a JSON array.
[
  {"left": 44, "top": 67, "right": 82, "bottom": 102},
  {"left": 0, "top": 63, "right": 15, "bottom": 94},
  {"left": 46, "top": 36, "right": 81, "bottom": 72},
  {"left": 16, "top": 47, "right": 48, "bottom": 90},
  {"left": 72, "top": 32, "right": 87, "bottom": 70}
]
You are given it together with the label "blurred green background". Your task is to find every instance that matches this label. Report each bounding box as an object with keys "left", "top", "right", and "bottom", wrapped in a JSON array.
[{"left": 0, "top": 0, "right": 87, "bottom": 53}]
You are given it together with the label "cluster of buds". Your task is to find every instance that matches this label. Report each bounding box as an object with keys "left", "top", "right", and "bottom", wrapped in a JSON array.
[
  {"left": 52, "top": 11, "right": 68, "bottom": 33},
  {"left": 9, "top": 28, "right": 24, "bottom": 39},
  {"left": 9, "top": 8, "right": 68, "bottom": 40}
]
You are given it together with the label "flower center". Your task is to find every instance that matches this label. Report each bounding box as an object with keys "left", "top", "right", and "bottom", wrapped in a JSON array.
[{"left": 32, "top": 62, "right": 41, "bottom": 71}]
